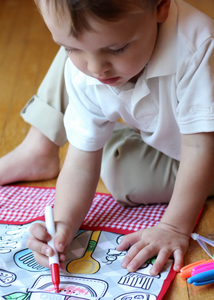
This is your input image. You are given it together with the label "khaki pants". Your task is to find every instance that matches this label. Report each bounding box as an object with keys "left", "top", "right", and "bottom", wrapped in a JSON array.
[
  {"left": 21, "top": 47, "right": 69, "bottom": 147},
  {"left": 20, "top": 47, "right": 214, "bottom": 206}
]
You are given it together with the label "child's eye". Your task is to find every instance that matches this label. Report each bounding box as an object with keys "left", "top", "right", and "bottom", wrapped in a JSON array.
[
  {"left": 109, "top": 44, "right": 130, "bottom": 55},
  {"left": 64, "top": 47, "right": 78, "bottom": 54}
]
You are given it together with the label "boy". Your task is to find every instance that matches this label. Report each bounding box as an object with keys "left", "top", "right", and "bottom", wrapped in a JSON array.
[{"left": 17, "top": 0, "right": 214, "bottom": 276}]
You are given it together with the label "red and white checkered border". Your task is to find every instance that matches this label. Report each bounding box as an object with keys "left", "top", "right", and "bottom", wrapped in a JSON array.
[{"left": 0, "top": 185, "right": 167, "bottom": 234}]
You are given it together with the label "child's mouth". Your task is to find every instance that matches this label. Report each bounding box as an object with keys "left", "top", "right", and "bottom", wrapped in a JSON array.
[{"left": 96, "top": 77, "right": 120, "bottom": 84}]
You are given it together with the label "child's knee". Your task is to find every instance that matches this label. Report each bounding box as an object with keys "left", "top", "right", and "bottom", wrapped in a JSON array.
[{"left": 101, "top": 128, "right": 179, "bottom": 206}]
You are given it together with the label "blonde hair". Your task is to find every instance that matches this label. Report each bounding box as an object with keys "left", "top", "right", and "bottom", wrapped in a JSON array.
[{"left": 35, "top": 0, "right": 159, "bottom": 37}]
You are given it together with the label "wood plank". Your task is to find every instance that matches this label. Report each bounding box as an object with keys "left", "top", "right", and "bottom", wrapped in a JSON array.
[
  {"left": 0, "top": 1, "right": 214, "bottom": 299},
  {"left": 185, "top": 0, "right": 214, "bottom": 19}
]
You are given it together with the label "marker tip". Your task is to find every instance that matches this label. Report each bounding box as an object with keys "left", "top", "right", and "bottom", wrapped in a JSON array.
[{"left": 55, "top": 285, "right": 59, "bottom": 293}]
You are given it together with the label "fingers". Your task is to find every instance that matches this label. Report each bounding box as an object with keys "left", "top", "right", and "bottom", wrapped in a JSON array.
[
  {"left": 122, "top": 243, "right": 173, "bottom": 275},
  {"left": 29, "top": 222, "right": 51, "bottom": 242},
  {"left": 27, "top": 221, "right": 73, "bottom": 268},
  {"left": 27, "top": 233, "right": 53, "bottom": 257},
  {"left": 150, "top": 248, "right": 184, "bottom": 275},
  {"left": 31, "top": 251, "right": 65, "bottom": 270},
  {"left": 117, "top": 231, "right": 148, "bottom": 272},
  {"left": 151, "top": 248, "right": 184, "bottom": 275},
  {"left": 123, "top": 243, "right": 157, "bottom": 273},
  {"left": 54, "top": 222, "right": 71, "bottom": 253},
  {"left": 173, "top": 249, "right": 184, "bottom": 272},
  {"left": 117, "top": 231, "right": 151, "bottom": 272},
  {"left": 27, "top": 222, "right": 53, "bottom": 255},
  {"left": 117, "top": 226, "right": 189, "bottom": 276},
  {"left": 149, "top": 248, "right": 172, "bottom": 276},
  {"left": 32, "top": 251, "right": 50, "bottom": 269},
  {"left": 116, "top": 231, "right": 141, "bottom": 251},
  {"left": 27, "top": 222, "right": 53, "bottom": 268}
]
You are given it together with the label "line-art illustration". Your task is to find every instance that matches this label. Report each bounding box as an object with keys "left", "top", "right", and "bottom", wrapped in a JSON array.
[
  {"left": 103, "top": 248, "right": 126, "bottom": 265},
  {"left": 0, "top": 269, "right": 16, "bottom": 287},
  {"left": 14, "top": 248, "right": 49, "bottom": 272},
  {"left": 0, "top": 224, "right": 30, "bottom": 254},
  {"left": 119, "top": 272, "right": 155, "bottom": 290},
  {"left": 67, "top": 230, "right": 101, "bottom": 274},
  {"left": 29, "top": 274, "right": 108, "bottom": 299},
  {"left": 0, "top": 225, "right": 173, "bottom": 300},
  {"left": 114, "top": 292, "right": 157, "bottom": 300}
]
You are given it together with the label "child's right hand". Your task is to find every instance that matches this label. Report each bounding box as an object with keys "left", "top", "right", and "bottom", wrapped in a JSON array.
[{"left": 27, "top": 221, "right": 72, "bottom": 269}]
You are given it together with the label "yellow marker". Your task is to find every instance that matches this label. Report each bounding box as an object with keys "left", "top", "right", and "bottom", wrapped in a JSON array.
[{"left": 67, "top": 231, "right": 101, "bottom": 274}]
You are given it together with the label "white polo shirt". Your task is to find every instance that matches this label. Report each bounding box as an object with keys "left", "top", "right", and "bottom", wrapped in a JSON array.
[{"left": 64, "top": 0, "right": 214, "bottom": 161}]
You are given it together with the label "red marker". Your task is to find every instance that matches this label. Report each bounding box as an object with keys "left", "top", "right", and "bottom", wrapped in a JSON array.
[{"left": 45, "top": 206, "right": 60, "bottom": 293}]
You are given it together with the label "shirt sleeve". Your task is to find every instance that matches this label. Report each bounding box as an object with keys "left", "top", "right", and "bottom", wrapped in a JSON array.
[
  {"left": 176, "top": 38, "right": 214, "bottom": 134},
  {"left": 64, "top": 59, "right": 116, "bottom": 151}
]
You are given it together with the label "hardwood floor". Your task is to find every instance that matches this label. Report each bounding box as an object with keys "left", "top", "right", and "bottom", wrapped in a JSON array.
[{"left": 0, "top": 1, "right": 214, "bottom": 299}]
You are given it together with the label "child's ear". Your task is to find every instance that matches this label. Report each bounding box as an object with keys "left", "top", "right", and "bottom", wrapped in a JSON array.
[{"left": 156, "top": 0, "right": 171, "bottom": 23}]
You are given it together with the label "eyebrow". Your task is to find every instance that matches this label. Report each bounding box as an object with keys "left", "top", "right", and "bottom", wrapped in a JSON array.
[{"left": 53, "top": 39, "right": 129, "bottom": 52}]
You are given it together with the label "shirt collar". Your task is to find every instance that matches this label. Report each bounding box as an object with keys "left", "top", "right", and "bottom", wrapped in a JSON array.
[{"left": 146, "top": 0, "right": 178, "bottom": 79}]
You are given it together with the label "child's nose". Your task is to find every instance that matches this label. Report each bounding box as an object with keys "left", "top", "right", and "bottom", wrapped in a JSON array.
[{"left": 87, "top": 54, "right": 111, "bottom": 76}]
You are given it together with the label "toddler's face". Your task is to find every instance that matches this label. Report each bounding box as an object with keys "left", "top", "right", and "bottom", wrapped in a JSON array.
[{"left": 41, "top": 3, "right": 162, "bottom": 87}]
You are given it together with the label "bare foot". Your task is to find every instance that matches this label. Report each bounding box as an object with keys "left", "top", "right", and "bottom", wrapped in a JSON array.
[{"left": 0, "top": 126, "right": 60, "bottom": 185}]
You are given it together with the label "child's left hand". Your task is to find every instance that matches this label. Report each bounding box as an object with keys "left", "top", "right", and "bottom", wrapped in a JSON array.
[{"left": 116, "top": 222, "right": 189, "bottom": 276}]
